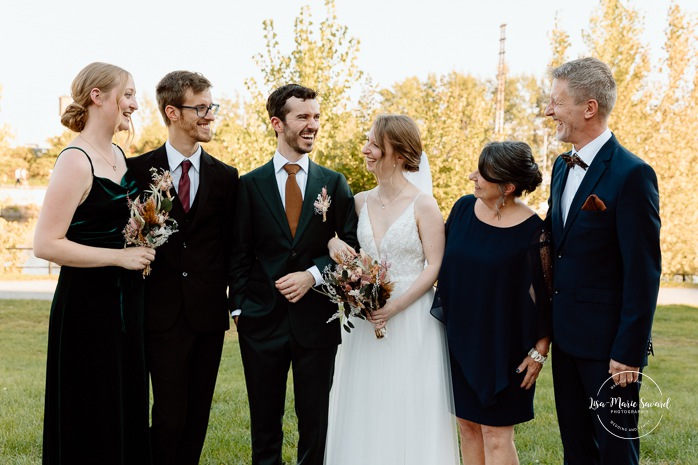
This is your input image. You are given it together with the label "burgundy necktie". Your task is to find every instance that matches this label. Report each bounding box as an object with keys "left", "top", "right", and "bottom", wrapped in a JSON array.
[
  {"left": 179, "top": 160, "right": 192, "bottom": 213},
  {"left": 560, "top": 153, "right": 589, "bottom": 170},
  {"left": 283, "top": 164, "right": 302, "bottom": 237}
]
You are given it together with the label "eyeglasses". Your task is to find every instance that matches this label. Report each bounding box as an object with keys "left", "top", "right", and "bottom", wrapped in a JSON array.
[{"left": 177, "top": 103, "right": 220, "bottom": 118}]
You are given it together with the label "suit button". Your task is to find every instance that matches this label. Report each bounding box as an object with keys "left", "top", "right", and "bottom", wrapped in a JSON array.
[
  {"left": 290, "top": 250, "right": 297, "bottom": 258},
  {"left": 557, "top": 253, "right": 563, "bottom": 259},
  {"left": 183, "top": 242, "right": 187, "bottom": 248},
  {"left": 182, "top": 272, "right": 188, "bottom": 277},
  {"left": 554, "top": 289, "right": 560, "bottom": 295}
]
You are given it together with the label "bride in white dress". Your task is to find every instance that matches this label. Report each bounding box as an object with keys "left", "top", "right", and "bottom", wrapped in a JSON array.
[{"left": 324, "top": 114, "right": 460, "bottom": 465}]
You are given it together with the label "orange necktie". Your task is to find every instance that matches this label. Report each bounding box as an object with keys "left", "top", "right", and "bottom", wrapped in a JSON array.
[{"left": 283, "top": 164, "right": 302, "bottom": 237}]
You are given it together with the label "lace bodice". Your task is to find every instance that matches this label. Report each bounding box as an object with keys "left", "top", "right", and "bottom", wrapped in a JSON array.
[
  {"left": 357, "top": 195, "right": 425, "bottom": 295},
  {"left": 327, "top": 192, "right": 460, "bottom": 465}
]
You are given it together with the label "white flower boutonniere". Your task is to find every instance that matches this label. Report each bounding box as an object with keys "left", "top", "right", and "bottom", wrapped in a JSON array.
[{"left": 313, "top": 186, "right": 331, "bottom": 222}]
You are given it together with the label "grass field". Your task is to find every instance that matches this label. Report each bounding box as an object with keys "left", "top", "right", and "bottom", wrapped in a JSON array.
[{"left": 1, "top": 300, "right": 696, "bottom": 464}]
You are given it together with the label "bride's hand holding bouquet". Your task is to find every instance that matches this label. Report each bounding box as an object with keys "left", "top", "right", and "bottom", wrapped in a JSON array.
[
  {"left": 320, "top": 244, "right": 394, "bottom": 339},
  {"left": 365, "top": 299, "right": 402, "bottom": 334}
]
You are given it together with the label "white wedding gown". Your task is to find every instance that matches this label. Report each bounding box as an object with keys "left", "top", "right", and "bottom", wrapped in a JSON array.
[{"left": 325, "top": 195, "right": 460, "bottom": 465}]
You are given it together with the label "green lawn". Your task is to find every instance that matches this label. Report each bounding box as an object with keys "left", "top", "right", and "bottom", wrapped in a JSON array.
[{"left": 1, "top": 300, "right": 696, "bottom": 464}]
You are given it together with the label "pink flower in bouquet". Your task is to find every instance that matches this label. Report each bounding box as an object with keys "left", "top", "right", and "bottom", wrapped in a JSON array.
[{"left": 317, "top": 249, "right": 393, "bottom": 339}]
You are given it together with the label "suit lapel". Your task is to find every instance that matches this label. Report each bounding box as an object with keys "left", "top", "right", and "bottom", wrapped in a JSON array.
[
  {"left": 293, "top": 160, "right": 329, "bottom": 245},
  {"left": 550, "top": 155, "right": 570, "bottom": 243},
  {"left": 152, "top": 145, "right": 170, "bottom": 171},
  {"left": 253, "top": 160, "right": 293, "bottom": 242},
  {"left": 145, "top": 146, "right": 180, "bottom": 209},
  {"left": 149, "top": 146, "right": 187, "bottom": 219},
  {"left": 558, "top": 137, "right": 615, "bottom": 245}
]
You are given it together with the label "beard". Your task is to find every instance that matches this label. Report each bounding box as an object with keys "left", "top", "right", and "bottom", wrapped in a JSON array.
[
  {"left": 282, "top": 126, "right": 316, "bottom": 154},
  {"left": 180, "top": 117, "right": 212, "bottom": 143}
]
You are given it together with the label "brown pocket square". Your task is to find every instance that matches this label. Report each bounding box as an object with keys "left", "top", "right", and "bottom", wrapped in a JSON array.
[{"left": 581, "top": 194, "right": 606, "bottom": 211}]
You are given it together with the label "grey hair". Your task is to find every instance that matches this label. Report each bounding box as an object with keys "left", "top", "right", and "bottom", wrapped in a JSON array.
[{"left": 551, "top": 57, "right": 617, "bottom": 120}]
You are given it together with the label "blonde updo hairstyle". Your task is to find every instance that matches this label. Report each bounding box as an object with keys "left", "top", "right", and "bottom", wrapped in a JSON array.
[
  {"left": 61, "top": 62, "right": 132, "bottom": 138},
  {"left": 372, "top": 114, "right": 423, "bottom": 174}
]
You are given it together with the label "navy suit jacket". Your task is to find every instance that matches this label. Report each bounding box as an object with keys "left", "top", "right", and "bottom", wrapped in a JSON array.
[
  {"left": 229, "top": 158, "right": 358, "bottom": 349},
  {"left": 127, "top": 145, "right": 239, "bottom": 333},
  {"left": 548, "top": 134, "right": 660, "bottom": 367}
]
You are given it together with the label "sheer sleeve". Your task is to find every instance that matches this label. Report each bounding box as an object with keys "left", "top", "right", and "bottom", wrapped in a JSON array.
[{"left": 529, "top": 218, "right": 553, "bottom": 339}]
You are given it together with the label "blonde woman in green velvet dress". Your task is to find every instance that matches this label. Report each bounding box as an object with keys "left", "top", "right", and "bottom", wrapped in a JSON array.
[{"left": 34, "top": 62, "right": 155, "bottom": 465}]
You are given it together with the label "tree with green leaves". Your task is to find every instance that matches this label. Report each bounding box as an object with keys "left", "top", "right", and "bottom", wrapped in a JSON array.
[
  {"left": 380, "top": 72, "right": 494, "bottom": 212},
  {"left": 219, "top": 0, "right": 368, "bottom": 186}
]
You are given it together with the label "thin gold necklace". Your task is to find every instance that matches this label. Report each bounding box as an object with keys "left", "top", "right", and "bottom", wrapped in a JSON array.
[
  {"left": 79, "top": 135, "right": 117, "bottom": 171},
  {"left": 377, "top": 180, "right": 408, "bottom": 209}
]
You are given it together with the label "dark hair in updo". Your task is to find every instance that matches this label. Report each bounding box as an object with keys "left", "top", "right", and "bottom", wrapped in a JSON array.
[
  {"left": 372, "top": 114, "right": 422, "bottom": 172},
  {"left": 61, "top": 62, "right": 130, "bottom": 133},
  {"left": 478, "top": 141, "right": 542, "bottom": 197}
]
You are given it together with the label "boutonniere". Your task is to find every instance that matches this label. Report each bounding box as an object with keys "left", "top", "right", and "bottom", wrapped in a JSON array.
[{"left": 313, "top": 186, "right": 331, "bottom": 222}]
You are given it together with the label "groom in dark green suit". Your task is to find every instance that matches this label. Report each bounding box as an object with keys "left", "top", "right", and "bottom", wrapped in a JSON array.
[{"left": 230, "top": 84, "right": 358, "bottom": 465}]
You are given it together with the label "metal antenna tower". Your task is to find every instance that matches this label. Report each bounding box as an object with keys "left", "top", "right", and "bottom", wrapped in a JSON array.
[{"left": 495, "top": 24, "right": 507, "bottom": 138}]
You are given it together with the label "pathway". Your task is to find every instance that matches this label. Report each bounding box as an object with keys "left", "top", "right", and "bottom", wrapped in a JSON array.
[{"left": 0, "top": 280, "right": 696, "bottom": 306}]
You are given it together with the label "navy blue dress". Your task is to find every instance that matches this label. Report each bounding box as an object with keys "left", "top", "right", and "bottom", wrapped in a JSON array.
[{"left": 438, "top": 195, "right": 551, "bottom": 426}]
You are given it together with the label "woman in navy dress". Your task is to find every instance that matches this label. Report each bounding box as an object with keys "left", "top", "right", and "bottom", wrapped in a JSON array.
[
  {"left": 34, "top": 62, "right": 156, "bottom": 465},
  {"left": 438, "top": 141, "right": 552, "bottom": 464}
]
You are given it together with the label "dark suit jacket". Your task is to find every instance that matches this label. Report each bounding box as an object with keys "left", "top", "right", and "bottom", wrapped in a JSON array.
[
  {"left": 230, "top": 158, "right": 358, "bottom": 349},
  {"left": 548, "top": 134, "right": 661, "bottom": 367},
  {"left": 127, "top": 144, "right": 239, "bottom": 333}
]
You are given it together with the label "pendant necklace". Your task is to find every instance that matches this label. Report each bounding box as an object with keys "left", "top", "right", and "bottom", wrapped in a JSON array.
[
  {"left": 79, "top": 135, "right": 117, "bottom": 171},
  {"left": 377, "top": 180, "right": 408, "bottom": 209}
]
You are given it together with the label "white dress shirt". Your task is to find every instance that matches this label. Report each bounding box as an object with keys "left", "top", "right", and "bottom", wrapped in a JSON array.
[
  {"left": 273, "top": 151, "right": 309, "bottom": 205},
  {"left": 166, "top": 140, "right": 202, "bottom": 207},
  {"left": 231, "top": 152, "right": 322, "bottom": 318},
  {"left": 273, "top": 151, "right": 322, "bottom": 286},
  {"left": 561, "top": 128, "right": 612, "bottom": 225}
]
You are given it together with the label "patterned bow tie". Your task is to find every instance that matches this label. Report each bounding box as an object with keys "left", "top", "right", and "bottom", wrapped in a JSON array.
[{"left": 560, "top": 153, "right": 589, "bottom": 170}]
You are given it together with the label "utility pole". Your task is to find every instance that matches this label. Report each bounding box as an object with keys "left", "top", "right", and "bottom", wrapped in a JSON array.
[{"left": 495, "top": 23, "right": 507, "bottom": 139}]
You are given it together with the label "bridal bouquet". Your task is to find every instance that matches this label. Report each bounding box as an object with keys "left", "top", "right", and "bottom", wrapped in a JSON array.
[
  {"left": 321, "top": 249, "right": 393, "bottom": 339},
  {"left": 123, "top": 168, "right": 178, "bottom": 277}
]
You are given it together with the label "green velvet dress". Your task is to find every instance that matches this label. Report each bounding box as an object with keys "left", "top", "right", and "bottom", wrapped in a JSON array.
[{"left": 42, "top": 147, "right": 151, "bottom": 465}]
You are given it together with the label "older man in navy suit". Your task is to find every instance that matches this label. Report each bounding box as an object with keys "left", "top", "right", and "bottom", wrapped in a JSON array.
[{"left": 545, "top": 57, "right": 661, "bottom": 464}]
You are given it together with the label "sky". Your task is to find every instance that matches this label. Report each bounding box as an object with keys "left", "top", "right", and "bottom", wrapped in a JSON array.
[{"left": 0, "top": 0, "right": 694, "bottom": 147}]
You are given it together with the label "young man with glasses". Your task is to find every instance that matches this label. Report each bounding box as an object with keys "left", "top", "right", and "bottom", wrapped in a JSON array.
[{"left": 128, "top": 70, "right": 239, "bottom": 465}]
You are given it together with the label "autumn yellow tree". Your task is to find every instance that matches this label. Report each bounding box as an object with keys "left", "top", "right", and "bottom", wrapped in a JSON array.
[
  {"left": 571, "top": 0, "right": 697, "bottom": 278},
  {"left": 584, "top": 0, "right": 653, "bottom": 150},
  {"left": 379, "top": 73, "right": 493, "bottom": 212},
  {"left": 131, "top": 95, "right": 167, "bottom": 157},
  {"left": 647, "top": 1, "right": 698, "bottom": 278}
]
